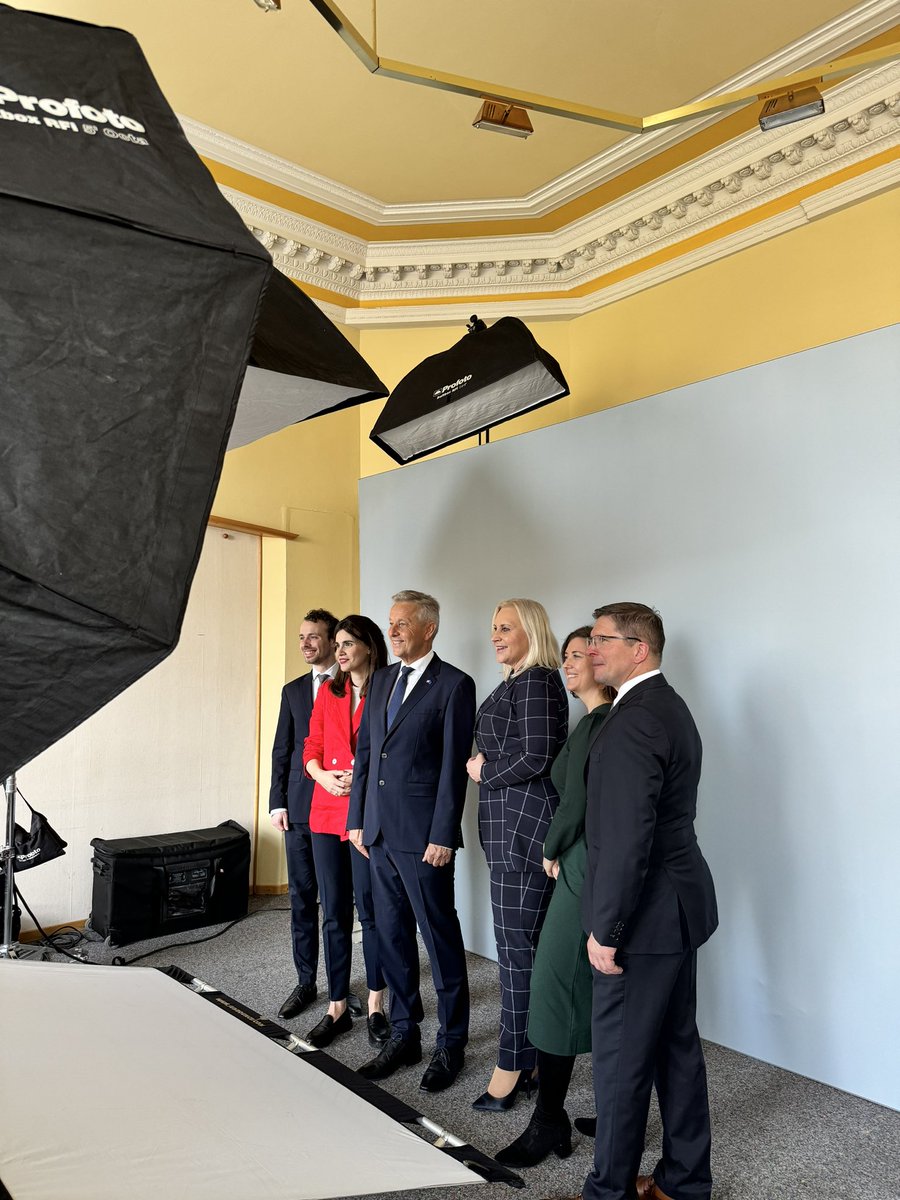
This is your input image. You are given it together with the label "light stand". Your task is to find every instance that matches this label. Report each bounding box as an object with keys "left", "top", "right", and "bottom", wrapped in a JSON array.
[
  {"left": 0, "top": 773, "right": 45, "bottom": 960},
  {"left": 1, "top": 773, "right": 18, "bottom": 957}
]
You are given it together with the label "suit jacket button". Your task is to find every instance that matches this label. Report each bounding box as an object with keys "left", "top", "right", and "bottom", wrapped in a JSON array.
[
  {"left": 381, "top": 752, "right": 388, "bottom": 759},
  {"left": 378, "top": 780, "right": 385, "bottom": 786}
]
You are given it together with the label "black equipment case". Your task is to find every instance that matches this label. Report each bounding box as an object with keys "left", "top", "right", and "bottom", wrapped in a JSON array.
[{"left": 89, "top": 820, "right": 250, "bottom": 946}]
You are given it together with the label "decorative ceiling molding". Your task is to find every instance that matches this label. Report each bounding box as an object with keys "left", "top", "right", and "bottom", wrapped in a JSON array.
[
  {"left": 335, "top": 156, "right": 900, "bottom": 327},
  {"left": 222, "top": 64, "right": 900, "bottom": 324},
  {"left": 184, "top": 0, "right": 900, "bottom": 225}
]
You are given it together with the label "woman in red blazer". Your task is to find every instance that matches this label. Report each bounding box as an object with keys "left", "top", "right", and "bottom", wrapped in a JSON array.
[{"left": 303, "top": 614, "right": 388, "bottom": 1049}]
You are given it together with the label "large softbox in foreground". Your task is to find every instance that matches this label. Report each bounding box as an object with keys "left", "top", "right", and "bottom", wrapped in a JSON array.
[
  {"left": 0, "top": 6, "right": 273, "bottom": 779},
  {"left": 370, "top": 315, "right": 570, "bottom": 464}
]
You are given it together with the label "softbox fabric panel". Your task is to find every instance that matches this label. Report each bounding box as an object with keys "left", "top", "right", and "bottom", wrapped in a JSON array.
[
  {"left": 229, "top": 268, "right": 388, "bottom": 449},
  {"left": 370, "top": 316, "right": 570, "bottom": 464},
  {"left": 0, "top": 7, "right": 273, "bottom": 778}
]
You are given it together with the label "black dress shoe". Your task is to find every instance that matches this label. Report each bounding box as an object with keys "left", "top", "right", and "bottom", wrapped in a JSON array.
[
  {"left": 278, "top": 982, "right": 317, "bottom": 1020},
  {"left": 357, "top": 1035, "right": 422, "bottom": 1080},
  {"left": 472, "top": 1070, "right": 536, "bottom": 1112},
  {"left": 346, "top": 992, "right": 363, "bottom": 1018},
  {"left": 495, "top": 1109, "right": 572, "bottom": 1168},
  {"left": 305, "top": 1009, "right": 353, "bottom": 1048},
  {"left": 573, "top": 1115, "right": 597, "bottom": 1137},
  {"left": 367, "top": 1010, "right": 390, "bottom": 1046},
  {"left": 419, "top": 1046, "right": 465, "bottom": 1092}
]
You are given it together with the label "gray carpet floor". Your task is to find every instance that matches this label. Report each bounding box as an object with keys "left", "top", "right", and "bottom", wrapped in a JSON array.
[{"left": 43, "top": 897, "right": 900, "bottom": 1200}]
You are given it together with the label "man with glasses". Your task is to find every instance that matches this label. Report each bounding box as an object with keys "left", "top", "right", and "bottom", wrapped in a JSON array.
[
  {"left": 269, "top": 608, "right": 339, "bottom": 1021},
  {"left": 579, "top": 603, "right": 718, "bottom": 1200}
]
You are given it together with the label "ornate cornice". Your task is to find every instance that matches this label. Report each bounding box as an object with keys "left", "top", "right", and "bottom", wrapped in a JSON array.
[
  {"left": 334, "top": 156, "right": 900, "bottom": 326},
  {"left": 185, "top": 0, "right": 900, "bottom": 225},
  {"left": 222, "top": 64, "right": 900, "bottom": 324}
]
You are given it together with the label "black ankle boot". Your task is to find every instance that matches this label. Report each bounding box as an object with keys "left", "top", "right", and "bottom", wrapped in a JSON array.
[{"left": 494, "top": 1109, "right": 572, "bottom": 1168}]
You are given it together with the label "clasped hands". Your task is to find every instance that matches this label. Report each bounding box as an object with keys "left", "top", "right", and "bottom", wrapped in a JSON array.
[{"left": 320, "top": 768, "right": 352, "bottom": 796}]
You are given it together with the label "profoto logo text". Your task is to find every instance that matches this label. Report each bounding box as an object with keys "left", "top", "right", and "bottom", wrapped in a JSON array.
[
  {"left": 0, "top": 84, "right": 147, "bottom": 141},
  {"left": 433, "top": 374, "right": 473, "bottom": 403}
]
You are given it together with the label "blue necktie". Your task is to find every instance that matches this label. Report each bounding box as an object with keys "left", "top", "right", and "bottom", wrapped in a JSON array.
[{"left": 386, "top": 665, "right": 414, "bottom": 729}]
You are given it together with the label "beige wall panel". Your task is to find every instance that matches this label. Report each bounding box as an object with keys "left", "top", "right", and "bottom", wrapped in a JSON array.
[{"left": 16, "top": 529, "right": 259, "bottom": 933}]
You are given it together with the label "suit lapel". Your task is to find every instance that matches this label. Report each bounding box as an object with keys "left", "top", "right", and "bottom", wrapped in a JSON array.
[
  {"left": 587, "top": 701, "right": 620, "bottom": 755},
  {"left": 300, "top": 672, "right": 314, "bottom": 720},
  {"left": 587, "top": 674, "right": 667, "bottom": 754},
  {"left": 385, "top": 654, "right": 441, "bottom": 736},
  {"left": 378, "top": 663, "right": 402, "bottom": 731}
]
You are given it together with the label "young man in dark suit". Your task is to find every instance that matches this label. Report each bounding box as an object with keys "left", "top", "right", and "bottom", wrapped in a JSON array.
[
  {"left": 580, "top": 603, "right": 718, "bottom": 1200},
  {"left": 269, "top": 608, "right": 338, "bottom": 1020},
  {"left": 348, "top": 590, "right": 476, "bottom": 1092}
]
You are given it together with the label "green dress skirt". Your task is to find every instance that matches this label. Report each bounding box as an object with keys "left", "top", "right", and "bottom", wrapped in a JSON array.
[{"left": 526, "top": 703, "right": 610, "bottom": 1056}]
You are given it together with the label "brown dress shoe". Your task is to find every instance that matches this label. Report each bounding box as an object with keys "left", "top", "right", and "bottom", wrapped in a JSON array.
[{"left": 635, "top": 1176, "right": 674, "bottom": 1200}]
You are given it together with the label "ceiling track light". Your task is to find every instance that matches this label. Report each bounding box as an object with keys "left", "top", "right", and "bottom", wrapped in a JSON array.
[
  {"left": 252, "top": 0, "right": 282, "bottom": 11},
  {"left": 473, "top": 99, "right": 534, "bottom": 138},
  {"left": 758, "top": 84, "right": 825, "bottom": 131},
  {"left": 307, "top": 0, "right": 900, "bottom": 134}
]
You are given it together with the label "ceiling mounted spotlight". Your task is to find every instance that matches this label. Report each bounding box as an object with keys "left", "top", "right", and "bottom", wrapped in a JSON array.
[
  {"left": 308, "top": 0, "right": 900, "bottom": 134},
  {"left": 758, "top": 85, "right": 824, "bottom": 131},
  {"left": 252, "top": 0, "right": 282, "bottom": 11},
  {"left": 473, "top": 100, "right": 533, "bottom": 138}
]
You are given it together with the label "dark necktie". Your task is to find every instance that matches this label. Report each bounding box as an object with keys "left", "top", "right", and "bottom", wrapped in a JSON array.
[
  {"left": 386, "top": 665, "right": 414, "bottom": 729},
  {"left": 315, "top": 672, "right": 330, "bottom": 698}
]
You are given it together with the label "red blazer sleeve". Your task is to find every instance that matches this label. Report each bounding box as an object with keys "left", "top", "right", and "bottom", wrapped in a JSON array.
[{"left": 302, "top": 681, "right": 330, "bottom": 774}]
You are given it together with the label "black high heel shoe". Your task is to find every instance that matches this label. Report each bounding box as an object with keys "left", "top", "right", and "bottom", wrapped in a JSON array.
[
  {"left": 495, "top": 1109, "right": 573, "bottom": 1167},
  {"left": 471, "top": 1069, "right": 537, "bottom": 1112}
]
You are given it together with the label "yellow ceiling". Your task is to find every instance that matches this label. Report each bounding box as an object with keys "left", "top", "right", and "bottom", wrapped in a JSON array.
[{"left": 6, "top": 0, "right": 885, "bottom": 205}]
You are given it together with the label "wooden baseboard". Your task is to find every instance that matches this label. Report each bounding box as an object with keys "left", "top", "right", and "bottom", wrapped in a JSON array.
[
  {"left": 18, "top": 889, "right": 286, "bottom": 940},
  {"left": 19, "top": 918, "right": 86, "bottom": 944}
]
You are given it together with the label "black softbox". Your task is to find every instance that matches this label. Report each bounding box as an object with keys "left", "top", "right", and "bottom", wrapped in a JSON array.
[
  {"left": 0, "top": 7, "right": 276, "bottom": 777},
  {"left": 370, "top": 315, "right": 570, "bottom": 464},
  {"left": 231, "top": 267, "right": 387, "bottom": 449}
]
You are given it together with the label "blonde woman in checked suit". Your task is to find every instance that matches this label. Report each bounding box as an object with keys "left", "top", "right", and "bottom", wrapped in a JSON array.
[{"left": 466, "top": 599, "right": 567, "bottom": 1111}]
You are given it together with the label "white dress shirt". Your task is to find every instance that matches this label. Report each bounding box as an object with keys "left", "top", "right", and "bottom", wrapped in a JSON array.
[{"left": 612, "top": 668, "right": 661, "bottom": 706}]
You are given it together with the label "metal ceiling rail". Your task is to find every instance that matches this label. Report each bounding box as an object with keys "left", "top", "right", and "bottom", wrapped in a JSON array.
[{"left": 306, "top": 0, "right": 900, "bottom": 133}]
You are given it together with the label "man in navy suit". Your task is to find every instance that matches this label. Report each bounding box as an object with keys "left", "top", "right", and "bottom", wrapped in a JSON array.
[
  {"left": 348, "top": 590, "right": 476, "bottom": 1092},
  {"left": 269, "top": 608, "right": 338, "bottom": 1020},
  {"left": 580, "top": 603, "right": 718, "bottom": 1200}
]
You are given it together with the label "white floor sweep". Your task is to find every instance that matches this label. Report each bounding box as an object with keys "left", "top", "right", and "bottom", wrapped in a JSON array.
[{"left": 0, "top": 960, "right": 483, "bottom": 1200}]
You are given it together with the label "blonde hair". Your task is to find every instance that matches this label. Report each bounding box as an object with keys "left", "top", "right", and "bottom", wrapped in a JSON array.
[{"left": 494, "top": 598, "right": 561, "bottom": 679}]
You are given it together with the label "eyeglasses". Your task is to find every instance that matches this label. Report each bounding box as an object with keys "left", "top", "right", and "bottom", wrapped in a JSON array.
[{"left": 587, "top": 634, "right": 641, "bottom": 648}]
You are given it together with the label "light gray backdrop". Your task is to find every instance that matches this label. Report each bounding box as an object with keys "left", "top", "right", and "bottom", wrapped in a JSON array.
[{"left": 359, "top": 322, "right": 900, "bottom": 1111}]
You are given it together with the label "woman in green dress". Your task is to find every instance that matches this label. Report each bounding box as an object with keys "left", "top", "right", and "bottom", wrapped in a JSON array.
[{"left": 495, "top": 625, "right": 614, "bottom": 1168}]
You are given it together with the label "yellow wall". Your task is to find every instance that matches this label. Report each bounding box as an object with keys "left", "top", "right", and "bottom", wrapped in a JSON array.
[
  {"left": 216, "top": 183, "right": 899, "bottom": 884},
  {"left": 357, "top": 185, "right": 900, "bottom": 478},
  {"left": 213, "top": 406, "right": 360, "bottom": 886}
]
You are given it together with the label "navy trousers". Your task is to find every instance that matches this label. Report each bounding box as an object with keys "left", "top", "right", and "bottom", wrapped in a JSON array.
[
  {"left": 582, "top": 949, "right": 712, "bottom": 1200},
  {"left": 283, "top": 821, "right": 318, "bottom": 987},
  {"left": 311, "top": 831, "right": 384, "bottom": 1000},
  {"left": 368, "top": 840, "right": 469, "bottom": 1049}
]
